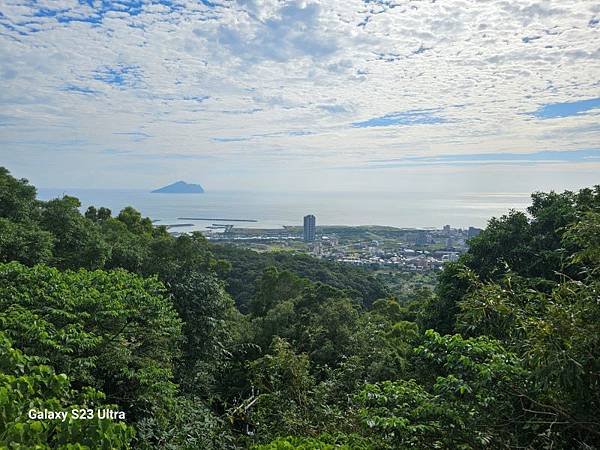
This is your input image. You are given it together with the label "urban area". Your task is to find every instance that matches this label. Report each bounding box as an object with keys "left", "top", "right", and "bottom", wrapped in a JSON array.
[{"left": 198, "top": 214, "right": 482, "bottom": 273}]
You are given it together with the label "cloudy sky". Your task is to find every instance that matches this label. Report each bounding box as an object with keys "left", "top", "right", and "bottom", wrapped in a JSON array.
[{"left": 1, "top": 0, "right": 599, "bottom": 193}]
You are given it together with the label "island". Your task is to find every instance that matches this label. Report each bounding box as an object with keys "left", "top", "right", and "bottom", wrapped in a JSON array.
[{"left": 151, "top": 181, "right": 204, "bottom": 194}]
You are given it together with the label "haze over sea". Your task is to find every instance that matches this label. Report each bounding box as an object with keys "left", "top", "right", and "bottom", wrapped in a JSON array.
[{"left": 37, "top": 188, "right": 533, "bottom": 232}]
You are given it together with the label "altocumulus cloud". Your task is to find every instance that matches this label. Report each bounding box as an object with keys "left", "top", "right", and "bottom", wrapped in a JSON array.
[
  {"left": 206, "top": 1, "right": 340, "bottom": 63},
  {"left": 0, "top": 0, "right": 599, "bottom": 186}
]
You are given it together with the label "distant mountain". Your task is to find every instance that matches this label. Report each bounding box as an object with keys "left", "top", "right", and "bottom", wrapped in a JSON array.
[{"left": 151, "top": 181, "right": 205, "bottom": 194}]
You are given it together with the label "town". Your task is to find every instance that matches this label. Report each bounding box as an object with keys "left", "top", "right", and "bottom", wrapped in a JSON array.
[{"left": 202, "top": 214, "right": 482, "bottom": 273}]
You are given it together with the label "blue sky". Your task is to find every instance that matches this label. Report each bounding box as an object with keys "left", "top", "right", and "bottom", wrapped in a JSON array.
[
  {"left": 352, "top": 109, "right": 446, "bottom": 128},
  {"left": 0, "top": 0, "right": 599, "bottom": 193},
  {"left": 533, "top": 98, "right": 600, "bottom": 119}
]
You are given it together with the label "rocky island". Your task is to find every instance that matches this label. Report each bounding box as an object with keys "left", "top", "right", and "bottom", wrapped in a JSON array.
[{"left": 151, "top": 181, "right": 204, "bottom": 194}]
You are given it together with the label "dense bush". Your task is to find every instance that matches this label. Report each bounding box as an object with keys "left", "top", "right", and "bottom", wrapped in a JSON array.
[
  {"left": 0, "top": 331, "right": 134, "bottom": 449},
  {"left": 0, "top": 262, "right": 181, "bottom": 424}
]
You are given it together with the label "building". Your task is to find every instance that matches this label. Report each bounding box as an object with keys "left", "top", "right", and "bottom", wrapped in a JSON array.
[
  {"left": 415, "top": 231, "right": 428, "bottom": 246},
  {"left": 321, "top": 235, "right": 339, "bottom": 247},
  {"left": 467, "top": 227, "right": 482, "bottom": 239},
  {"left": 303, "top": 214, "right": 316, "bottom": 242}
]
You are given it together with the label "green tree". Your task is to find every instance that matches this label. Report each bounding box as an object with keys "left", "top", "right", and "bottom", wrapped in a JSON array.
[
  {"left": 466, "top": 210, "right": 534, "bottom": 279},
  {"left": 169, "top": 270, "right": 238, "bottom": 397},
  {"left": 100, "top": 218, "right": 150, "bottom": 273},
  {"left": 420, "top": 262, "right": 471, "bottom": 334},
  {"left": 135, "top": 396, "right": 233, "bottom": 450},
  {"left": 84, "top": 206, "right": 112, "bottom": 223},
  {"left": 39, "top": 197, "right": 109, "bottom": 270},
  {"left": 0, "top": 331, "right": 134, "bottom": 449},
  {"left": 247, "top": 338, "right": 317, "bottom": 440},
  {"left": 0, "top": 167, "right": 39, "bottom": 222},
  {"left": 250, "top": 268, "right": 308, "bottom": 317},
  {"left": 144, "top": 232, "right": 215, "bottom": 282},
  {"left": 0, "top": 262, "right": 181, "bottom": 424},
  {"left": 251, "top": 434, "right": 371, "bottom": 449},
  {"left": 563, "top": 211, "right": 600, "bottom": 274},
  {"left": 211, "top": 245, "right": 388, "bottom": 312},
  {"left": 0, "top": 218, "right": 54, "bottom": 265},
  {"left": 430, "top": 186, "right": 600, "bottom": 334},
  {"left": 117, "top": 207, "right": 154, "bottom": 235},
  {"left": 357, "top": 331, "right": 529, "bottom": 449}
]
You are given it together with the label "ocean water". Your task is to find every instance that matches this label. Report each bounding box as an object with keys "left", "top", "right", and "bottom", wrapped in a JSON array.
[{"left": 37, "top": 188, "right": 532, "bottom": 232}]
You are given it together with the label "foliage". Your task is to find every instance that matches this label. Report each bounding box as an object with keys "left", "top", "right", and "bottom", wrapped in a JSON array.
[
  {"left": 98, "top": 216, "right": 150, "bottom": 273},
  {"left": 373, "top": 270, "right": 438, "bottom": 304},
  {"left": 135, "top": 396, "right": 233, "bottom": 450},
  {"left": 0, "top": 331, "right": 134, "bottom": 449},
  {"left": 211, "top": 244, "right": 388, "bottom": 312},
  {"left": 169, "top": 270, "right": 238, "bottom": 397},
  {"left": 0, "top": 262, "right": 181, "bottom": 423},
  {"left": 563, "top": 211, "right": 600, "bottom": 273},
  {"left": 248, "top": 273, "right": 369, "bottom": 375},
  {"left": 457, "top": 273, "right": 600, "bottom": 446},
  {"left": 251, "top": 434, "right": 372, "bottom": 450},
  {"left": 0, "top": 218, "right": 54, "bottom": 265},
  {"left": 357, "top": 331, "right": 529, "bottom": 449},
  {"left": 250, "top": 267, "right": 308, "bottom": 317},
  {"left": 420, "top": 262, "right": 471, "bottom": 334},
  {"left": 0, "top": 167, "right": 39, "bottom": 221},
  {"left": 466, "top": 210, "right": 535, "bottom": 279},
  {"left": 430, "top": 185, "right": 600, "bottom": 334},
  {"left": 247, "top": 338, "right": 317, "bottom": 439},
  {"left": 144, "top": 232, "right": 221, "bottom": 283},
  {"left": 39, "top": 196, "right": 109, "bottom": 270}
]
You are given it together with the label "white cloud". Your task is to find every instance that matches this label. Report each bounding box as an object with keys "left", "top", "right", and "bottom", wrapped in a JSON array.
[{"left": 0, "top": 0, "right": 599, "bottom": 189}]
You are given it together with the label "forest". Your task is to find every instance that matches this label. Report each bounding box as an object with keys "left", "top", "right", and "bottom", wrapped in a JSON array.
[{"left": 1, "top": 165, "right": 599, "bottom": 449}]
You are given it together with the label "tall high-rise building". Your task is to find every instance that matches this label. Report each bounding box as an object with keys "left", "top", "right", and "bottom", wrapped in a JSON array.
[{"left": 303, "top": 214, "right": 316, "bottom": 242}]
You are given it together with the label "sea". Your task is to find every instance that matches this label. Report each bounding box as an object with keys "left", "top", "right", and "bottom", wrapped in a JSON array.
[{"left": 37, "top": 188, "right": 532, "bottom": 233}]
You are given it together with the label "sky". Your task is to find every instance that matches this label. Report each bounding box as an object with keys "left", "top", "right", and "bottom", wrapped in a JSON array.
[{"left": 0, "top": 0, "right": 599, "bottom": 193}]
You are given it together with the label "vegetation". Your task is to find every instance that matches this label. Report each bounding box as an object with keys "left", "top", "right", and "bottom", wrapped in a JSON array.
[
  {"left": 211, "top": 244, "right": 388, "bottom": 312},
  {"left": 0, "top": 331, "right": 134, "bottom": 449},
  {"left": 0, "top": 263, "right": 181, "bottom": 424},
  {"left": 1, "top": 166, "right": 599, "bottom": 448},
  {"left": 372, "top": 270, "right": 437, "bottom": 304}
]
